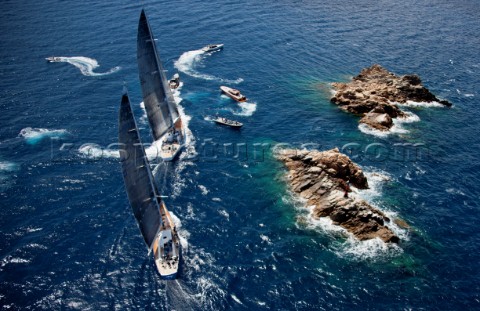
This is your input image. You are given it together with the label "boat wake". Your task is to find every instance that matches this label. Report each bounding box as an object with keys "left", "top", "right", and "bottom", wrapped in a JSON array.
[
  {"left": 77, "top": 144, "right": 120, "bottom": 159},
  {"left": 19, "top": 127, "right": 69, "bottom": 145},
  {"left": 219, "top": 95, "right": 257, "bottom": 117},
  {"left": 47, "top": 56, "right": 121, "bottom": 77},
  {"left": 142, "top": 83, "right": 197, "bottom": 164},
  {"left": 174, "top": 49, "right": 243, "bottom": 84},
  {"left": 234, "top": 101, "right": 257, "bottom": 116}
]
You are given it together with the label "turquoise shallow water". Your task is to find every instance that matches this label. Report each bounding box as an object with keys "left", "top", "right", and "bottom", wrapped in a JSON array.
[{"left": 0, "top": 0, "right": 479, "bottom": 309}]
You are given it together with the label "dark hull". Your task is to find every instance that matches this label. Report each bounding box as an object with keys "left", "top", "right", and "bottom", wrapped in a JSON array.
[{"left": 214, "top": 119, "right": 243, "bottom": 128}]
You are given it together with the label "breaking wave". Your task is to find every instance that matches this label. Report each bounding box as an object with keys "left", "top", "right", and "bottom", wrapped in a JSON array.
[
  {"left": 77, "top": 144, "right": 120, "bottom": 159},
  {"left": 332, "top": 236, "right": 403, "bottom": 261},
  {"left": 19, "top": 127, "right": 69, "bottom": 145},
  {"left": 0, "top": 161, "right": 18, "bottom": 172},
  {"left": 358, "top": 111, "right": 419, "bottom": 137},
  {"left": 46, "top": 56, "right": 120, "bottom": 76},
  {"left": 396, "top": 100, "right": 447, "bottom": 108},
  {"left": 0, "top": 160, "right": 18, "bottom": 190},
  {"left": 287, "top": 164, "right": 406, "bottom": 261},
  {"left": 174, "top": 49, "right": 243, "bottom": 84}
]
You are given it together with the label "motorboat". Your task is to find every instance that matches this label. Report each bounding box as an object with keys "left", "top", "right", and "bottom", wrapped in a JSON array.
[
  {"left": 213, "top": 116, "right": 243, "bottom": 128},
  {"left": 45, "top": 56, "right": 61, "bottom": 62},
  {"left": 220, "top": 86, "right": 247, "bottom": 102},
  {"left": 201, "top": 44, "right": 224, "bottom": 53}
]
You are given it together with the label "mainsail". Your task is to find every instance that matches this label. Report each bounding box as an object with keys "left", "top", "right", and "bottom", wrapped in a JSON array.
[
  {"left": 119, "top": 91, "right": 162, "bottom": 248},
  {"left": 137, "top": 9, "right": 180, "bottom": 141}
]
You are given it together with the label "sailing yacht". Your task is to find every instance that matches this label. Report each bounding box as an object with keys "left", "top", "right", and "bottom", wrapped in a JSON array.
[
  {"left": 137, "top": 9, "right": 186, "bottom": 161},
  {"left": 119, "top": 90, "right": 181, "bottom": 279}
]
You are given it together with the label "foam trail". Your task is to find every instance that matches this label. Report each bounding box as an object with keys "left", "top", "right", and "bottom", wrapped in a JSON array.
[
  {"left": 78, "top": 144, "right": 120, "bottom": 159},
  {"left": 171, "top": 82, "right": 184, "bottom": 101},
  {"left": 47, "top": 56, "right": 120, "bottom": 76},
  {"left": 19, "top": 127, "right": 69, "bottom": 145},
  {"left": 174, "top": 50, "right": 243, "bottom": 84}
]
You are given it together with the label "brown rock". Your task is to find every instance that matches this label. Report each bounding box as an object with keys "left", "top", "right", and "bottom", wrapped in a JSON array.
[
  {"left": 359, "top": 112, "right": 393, "bottom": 131},
  {"left": 330, "top": 64, "right": 451, "bottom": 131},
  {"left": 275, "top": 148, "right": 403, "bottom": 243}
]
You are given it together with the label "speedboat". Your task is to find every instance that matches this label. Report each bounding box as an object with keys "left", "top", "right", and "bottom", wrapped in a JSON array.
[
  {"left": 201, "top": 44, "right": 224, "bottom": 53},
  {"left": 220, "top": 86, "right": 247, "bottom": 102},
  {"left": 45, "top": 56, "right": 61, "bottom": 62},
  {"left": 213, "top": 116, "right": 243, "bottom": 128},
  {"left": 169, "top": 73, "right": 180, "bottom": 89}
]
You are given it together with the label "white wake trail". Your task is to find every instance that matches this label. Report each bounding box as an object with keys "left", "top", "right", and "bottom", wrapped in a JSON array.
[
  {"left": 47, "top": 56, "right": 120, "bottom": 76},
  {"left": 174, "top": 49, "right": 243, "bottom": 84}
]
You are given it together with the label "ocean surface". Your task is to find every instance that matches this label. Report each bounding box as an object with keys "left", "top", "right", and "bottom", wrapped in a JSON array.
[{"left": 1, "top": 0, "right": 479, "bottom": 310}]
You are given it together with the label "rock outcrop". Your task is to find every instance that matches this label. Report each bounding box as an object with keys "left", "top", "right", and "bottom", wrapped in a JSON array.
[
  {"left": 331, "top": 64, "right": 451, "bottom": 131},
  {"left": 276, "top": 148, "right": 400, "bottom": 243}
]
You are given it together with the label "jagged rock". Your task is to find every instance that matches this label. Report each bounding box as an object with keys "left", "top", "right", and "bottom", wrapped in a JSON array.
[
  {"left": 359, "top": 112, "right": 393, "bottom": 131},
  {"left": 330, "top": 64, "right": 451, "bottom": 131},
  {"left": 276, "top": 148, "right": 401, "bottom": 243}
]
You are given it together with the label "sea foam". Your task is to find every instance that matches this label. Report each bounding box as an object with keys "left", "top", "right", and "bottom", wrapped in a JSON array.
[
  {"left": 396, "top": 100, "right": 446, "bottom": 108},
  {"left": 19, "top": 127, "right": 69, "bottom": 145},
  {"left": 77, "top": 144, "right": 120, "bottom": 159},
  {"left": 0, "top": 161, "right": 18, "bottom": 172},
  {"left": 234, "top": 101, "right": 257, "bottom": 117},
  {"left": 290, "top": 165, "right": 406, "bottom": 261},
  {"left": 358, "top": 111, "right": 419, "bottom": 137}
]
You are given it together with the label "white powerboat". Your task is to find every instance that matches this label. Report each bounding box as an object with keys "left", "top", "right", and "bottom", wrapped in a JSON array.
[
  {"left": 220, "top": 85, "right": 247, "bottom": 102},
  {"left": 201, "top": 44, "right": 224, "bottom": 53}
]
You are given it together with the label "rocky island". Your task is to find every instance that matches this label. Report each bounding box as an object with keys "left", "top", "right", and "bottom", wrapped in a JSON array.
[
  {"left": 330, "top": 64, "right": 451, "bottom": 131},
  {"left": 276, "top": 147, "right": 402, "bottom": 243}
]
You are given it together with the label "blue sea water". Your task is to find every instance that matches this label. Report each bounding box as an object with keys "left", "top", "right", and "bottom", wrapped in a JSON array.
[{"left": 1, "top": 0, "right": 479, "bottom": 309}]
